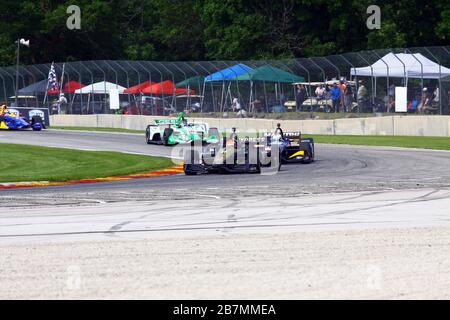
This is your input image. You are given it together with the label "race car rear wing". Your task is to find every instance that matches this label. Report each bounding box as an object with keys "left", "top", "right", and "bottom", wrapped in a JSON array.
[
  {"left": 263, "top": 131, "right": 302, "bottom": 144},
  {"left": 154, "top": 119, "right": 178, "bottom": 125},
  {"left": 283, "top": 132, "right": 302, "bottom": 141}
]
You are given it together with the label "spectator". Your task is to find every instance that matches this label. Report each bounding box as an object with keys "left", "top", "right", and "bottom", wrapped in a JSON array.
[
  {"left": 331, "top": 83, "right": 341, "bottom": 112},
  {"left": 315, "top": 84, "right": 325, "bottom": 99},
  {"left": 339, "top": 79, "right": 346, "bottom": 111},
  {"left": 344, "top": 82, "right": 353, "bottom": 112},
  {"left": 251, "top": 97, "right": 263, "bottom": 113},
  {"left": 279, "top": 93, "right": 286, "bottom": 108},
  {"left": 296, "top": 84, "right": 307, "bottom": 110},
  {"left": 191, "top": 102, "right": 201, "bottom": 112},
  {"left": 357, "top": 80, "right": 367, "bottom": 110},
  {"left": 231, "top": 97, "right": 241, "bottom": 112},
  {"left": 432, "top": 87, "right": 439, "bottom": 104},
  {"left": 387, "top": 96, "right": 395, "bottom": 113},
  {"left": 417, "top": 88, "right": 430, "bottom": 114},
  {"left": 388, "top": 83, "right": 396, "bottom": 98},
  {"left": 50, "top": 100, "right": 59, "bottom": 115}
]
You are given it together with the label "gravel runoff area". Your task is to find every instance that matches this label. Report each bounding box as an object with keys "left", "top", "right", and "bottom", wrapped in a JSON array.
[{"left": 1, "top": 227, "right": 449, "bottom": 299}]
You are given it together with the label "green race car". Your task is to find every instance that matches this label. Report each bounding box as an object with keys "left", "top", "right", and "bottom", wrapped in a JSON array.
[{"left": 145, "top": 113, "right": 219, "bottom": 146}]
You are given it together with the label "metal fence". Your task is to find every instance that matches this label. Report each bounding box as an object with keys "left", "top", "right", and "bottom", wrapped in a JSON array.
[{"left": 1, "top": 46, "right": 449, "bottom": 116}]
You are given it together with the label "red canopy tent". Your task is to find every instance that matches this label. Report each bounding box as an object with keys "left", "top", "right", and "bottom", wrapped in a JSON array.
[
  {"left": 47, "top": 80, "right": 86, "bottom": 94},
  {"left": 141, "top": 80, "right": 195, "bottom": 95},
  {"left": 123, "top": 80, "right": 155, "bottom": 94}
]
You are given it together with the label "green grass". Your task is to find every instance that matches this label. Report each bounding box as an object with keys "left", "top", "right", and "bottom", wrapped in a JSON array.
[
  {"left": 306, "top": 135, "right": 450, "bottom": 151},
  {"left": 51, "top": 126, "right": 143, "bottom": 134},
  {"left": 0, "top": 144, "right": 173, "bottom": 183}
]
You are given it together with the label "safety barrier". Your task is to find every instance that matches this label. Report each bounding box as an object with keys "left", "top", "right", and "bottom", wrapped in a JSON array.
[{"left": 50, "top": 115, "right": 450, "bottom": 137}]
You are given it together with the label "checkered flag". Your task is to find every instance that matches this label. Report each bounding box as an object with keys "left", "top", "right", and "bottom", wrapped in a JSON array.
[{"left": 47, "top": 62, "right": 59, "bottom": 91}]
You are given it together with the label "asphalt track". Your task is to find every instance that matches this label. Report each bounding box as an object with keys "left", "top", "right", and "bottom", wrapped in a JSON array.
[
  {"left": 2, "top": 129, "right": 450, "bottom": 238},
  {"left": 1, "top": 129, "right": 450, "bottom": 298}
]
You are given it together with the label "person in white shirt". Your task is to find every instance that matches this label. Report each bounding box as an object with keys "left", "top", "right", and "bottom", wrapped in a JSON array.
[
  {"left": 231, "top": 97, "right": 241, "bottom": 112},
  {"left": 315, "top": 85, "right": 325, "bottom": 98},
  {"left": 433, "top": 87, "right": 439, "bottom": 103}
]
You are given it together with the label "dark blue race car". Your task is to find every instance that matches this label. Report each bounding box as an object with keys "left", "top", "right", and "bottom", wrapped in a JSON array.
[
  {"left": 266, "top": 131, "right": 315, "bottom": 164},
  {"left": 0, "top": 113, "right": 44, "bottom": 131}
]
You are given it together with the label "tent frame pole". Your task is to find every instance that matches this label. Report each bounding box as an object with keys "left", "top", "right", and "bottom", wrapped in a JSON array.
[
  {"left": 423, "top": 47, "right": 443, "bottom": 115},
  {"left": 371, "top": 51, "right": 390, "bottom": 113}
]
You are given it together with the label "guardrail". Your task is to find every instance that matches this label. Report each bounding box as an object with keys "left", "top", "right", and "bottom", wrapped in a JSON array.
[{"left": 50, "top": 115, "right": 450, "bottom": 137}]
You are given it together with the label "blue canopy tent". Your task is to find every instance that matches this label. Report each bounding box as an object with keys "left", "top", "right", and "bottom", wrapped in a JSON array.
[
  {"left": 204, "top": 63, "right": 253, "bottom": 82},
  {"left": 203, "top": 63, "right": 253, "bottom": 112}
]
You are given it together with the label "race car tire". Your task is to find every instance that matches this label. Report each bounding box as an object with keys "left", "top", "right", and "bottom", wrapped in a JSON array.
[
  {"left": 162, "top": 128, "right": 174, "bottom": 146},
  {"left": 184, "top": 150, "right": 200, "bottom": 175},
  {"left": 184, "top": 165, "right": 197, "bottom": 175},
  {"left": 146, "top": 125, "right": 161, "bottom": 144},
  {"left": 31, "top": 116, "right": 43, "bottom": 131},
  {"left": 145, "top": 126, "right": 151, "bottom": 144},
  {"left": 300, "top": 140, "right": 314, "bottom": 163},
  {"left": 145, "top": 126, "right": 153, "bottom": 144}
]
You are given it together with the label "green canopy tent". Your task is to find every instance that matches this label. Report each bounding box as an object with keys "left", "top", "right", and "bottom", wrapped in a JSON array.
[
  {"left": 232, "top": 65, "right": 305, "bottom": 112},
  {"left": 175, "top": 75, "right": 205, "bottom": 88},
  {"left": 234, "top": 65, "right": 305, "bottom": 83}
]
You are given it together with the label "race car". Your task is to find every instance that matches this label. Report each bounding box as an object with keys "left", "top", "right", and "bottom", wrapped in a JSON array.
[
  {"left": 265, "top": 124, "right": 315, "bottom": 164},
  {"left": 183, "top": 130, "right": 282, "bottom": 175},
  {"left": 145, "top": 112, "right": 219, "bottom": 146},
  {"left": 0, "top": 105, "right": 44, "bottom": 131}
]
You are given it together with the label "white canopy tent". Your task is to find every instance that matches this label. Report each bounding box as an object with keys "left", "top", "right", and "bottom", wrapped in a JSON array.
[
  {"left": 71, "top": 81, "right": 127, "bottom": 113},
  {"left": 74, "top": 81, "right": 126, "bottom": 94},
  {"left": 350, "top": 53, "right": 450, "bottom": 79},
  {"left": 350, "top": 53, "right": 450, "bottom": 114}
]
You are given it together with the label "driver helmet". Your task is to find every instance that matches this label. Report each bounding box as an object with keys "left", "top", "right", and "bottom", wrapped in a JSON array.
[
  {"left": 0, "top": 104, "right": 7, "bottom": 115},
  {"left": 275, "top": 123, "right": 282, "bottom": 134}
]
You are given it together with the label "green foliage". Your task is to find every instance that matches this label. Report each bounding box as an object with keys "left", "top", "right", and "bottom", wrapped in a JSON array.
[
  {"left": 0, "top": 0, "right": 446, "bottom": 65},
  {"left": 436, "top": 9, "right": 450, "bottom": 41},
  {"left": 367, "top": 22, "right": 407, "bottom": 49},
  {"left": 307, "top": 135, "right": 450, "bottom": 151}
]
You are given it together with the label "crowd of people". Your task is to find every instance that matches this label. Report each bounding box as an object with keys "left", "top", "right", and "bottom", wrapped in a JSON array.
[
  {"left": 295, "top": 78, "right": 445, "bottom": 114},
  {"left": 295, "top": 78, "right": 356, "bottom": 113},
  {"left": 384, "top": 84, "right": 441, "bottom": 114}
]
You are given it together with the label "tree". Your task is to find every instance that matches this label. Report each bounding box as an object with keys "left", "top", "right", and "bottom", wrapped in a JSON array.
[{"left": 0, "top": 0, "right": 446, "bottom": 66}]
